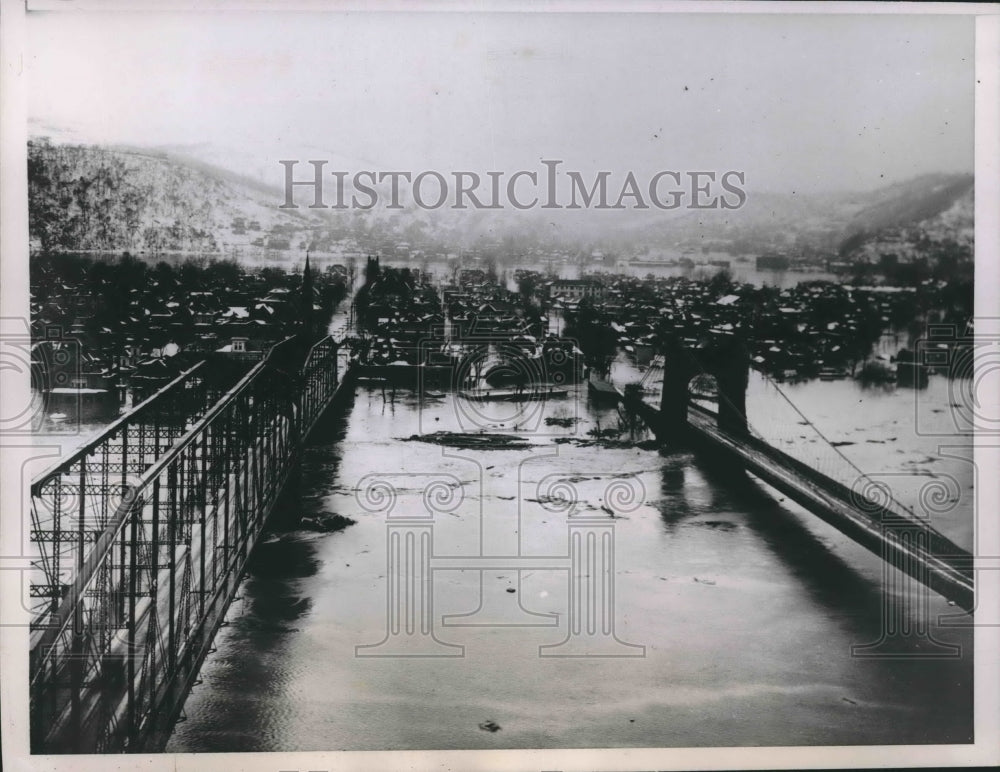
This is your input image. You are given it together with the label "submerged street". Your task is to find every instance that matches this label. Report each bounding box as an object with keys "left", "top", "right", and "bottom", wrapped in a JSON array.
[{"left": 163, "top": 376, "right": 973, "bottom": 751}]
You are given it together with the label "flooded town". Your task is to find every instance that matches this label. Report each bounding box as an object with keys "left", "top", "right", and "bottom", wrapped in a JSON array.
[
  {"left": 9, "top": 7, "right": 992, "bottom": 770},
  {"left": 29, "top": 240, "right": 976, "bottom": 751}
]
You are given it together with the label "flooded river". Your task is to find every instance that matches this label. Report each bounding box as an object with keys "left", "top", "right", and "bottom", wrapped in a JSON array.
[{"left": 154, "top": 373, "right": 973, "bottom": 752}]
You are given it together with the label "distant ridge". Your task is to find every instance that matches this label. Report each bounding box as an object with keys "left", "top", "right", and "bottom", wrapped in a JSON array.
[
  {"left": 26, "top": 137, "right": 973, "bottom": 262},
  {"left": 111, "top": 144, "right": 286, "bottom": 199},
  {"left": 837, "top": 173, "right": 973, "bottom": 253}
]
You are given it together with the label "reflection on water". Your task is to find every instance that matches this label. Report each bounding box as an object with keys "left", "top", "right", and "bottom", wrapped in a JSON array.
[
  {"left": 166, "top": 377, "right": 972, "bottom": 752},
  {"left": 374, "top": 255, "right": 837, "bottom": 291},
  {"left": 746, "top": 372, "right": 975, "bottom": 551},
  {"left": 31, "top": 390, "right": 121, "bottom": 458}
]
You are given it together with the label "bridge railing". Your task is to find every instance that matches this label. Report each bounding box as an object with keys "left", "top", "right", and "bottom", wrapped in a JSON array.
[
  {"left": 685, "top": 401, "right": 974, "bottom": 609},
  {"left": 625, "top": 360, "right": 974, "bottom": 610},
  {"left": 29, "top": 335, "right": 342, "bottom": 753},
  {"left": 301, "top": 335, "right": 340, "bottom": 437},
  {"left": 29, "top": 361, "right": 211, "bottom": 625}
]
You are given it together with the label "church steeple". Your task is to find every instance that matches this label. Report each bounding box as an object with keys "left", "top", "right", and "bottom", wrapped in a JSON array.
[{"left": 301, "top": 250, "right": 315, "bottom": 340}]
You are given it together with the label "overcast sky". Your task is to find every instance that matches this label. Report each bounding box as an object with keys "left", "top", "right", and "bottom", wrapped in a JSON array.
[{"left": 27, "top": 10, "right": 974, "bottom": 195}]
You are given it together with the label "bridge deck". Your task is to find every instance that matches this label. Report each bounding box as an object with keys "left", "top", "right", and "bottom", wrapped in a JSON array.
[
  {"left": 688, "top": 403, "right": 974, "bottom": 610},
  {"left": 630, "top": 397, "right": 973, "bottom": 611},
  {"left": 29, "top": 335, "right": 346, "bottom": 754}
]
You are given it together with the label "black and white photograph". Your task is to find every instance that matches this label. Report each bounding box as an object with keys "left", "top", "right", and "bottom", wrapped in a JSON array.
[{"left": 1, "top": 2, "right": 998, "bottom": 770}]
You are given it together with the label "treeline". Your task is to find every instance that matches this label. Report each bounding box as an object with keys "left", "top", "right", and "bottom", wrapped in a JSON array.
[
  {"left": 28, "top": 139, "right": 222, "bottom": 254},
  {"left": 32, "top": 252, "right": 348, "bottom": 341}
]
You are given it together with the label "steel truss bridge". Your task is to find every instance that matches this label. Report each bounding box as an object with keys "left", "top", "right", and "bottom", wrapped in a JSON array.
[{"left": 29, "top": 335, "right": 343, "bottom": 753}]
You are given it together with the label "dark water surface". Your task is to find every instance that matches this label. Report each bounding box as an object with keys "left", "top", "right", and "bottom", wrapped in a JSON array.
[{"left": 159, "top": 377, "right": 973, "bottom": 752}]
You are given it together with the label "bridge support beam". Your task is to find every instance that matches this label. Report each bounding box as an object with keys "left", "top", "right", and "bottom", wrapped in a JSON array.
[
  {"left": 658, "top": 336, "right": 749, "bottom": 437},
  {"left": 659, "top": 338, "right": 691, "bottom": 435},
  {"left": 715, "top": 341, "right": 749, "bottom": 436}
]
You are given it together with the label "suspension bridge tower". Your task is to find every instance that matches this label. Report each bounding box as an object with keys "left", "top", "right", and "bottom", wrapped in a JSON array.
[{"left": 659, "top": 333, "right": 750, "bottom": 435}]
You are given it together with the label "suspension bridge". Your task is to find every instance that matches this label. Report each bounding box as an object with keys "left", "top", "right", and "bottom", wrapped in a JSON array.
[
  {"left": 624, "top": 337, "right": 974, "bottom": 615},
  {"left": 28, "top": 334, "right": 346, "bottom": 754}
]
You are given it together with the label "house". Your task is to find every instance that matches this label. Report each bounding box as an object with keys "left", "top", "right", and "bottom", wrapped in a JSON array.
[
  {"left": 548, "top": 279, "right": 604, "bottom": 301},
  {"left": 31, "top": 339, "right": 116, "bottom": 393},
  {"left": 215, "top": 319, "right": 277, "bottom": 361},
  {"left": 129, "top": 356, "right": 187, "bottom": 401}
]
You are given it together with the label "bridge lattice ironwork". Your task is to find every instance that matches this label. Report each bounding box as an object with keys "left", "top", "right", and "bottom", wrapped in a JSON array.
[{"left": 29, "top": 335, "right": 342, "bottom": 753}]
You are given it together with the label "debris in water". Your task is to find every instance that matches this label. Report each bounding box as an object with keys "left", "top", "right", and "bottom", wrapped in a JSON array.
[
  {"left": 693, "top": 520, "right": 737, "bottom": 531},
  {"left": 555, "top": 436, "right": 658, "bottom": 451},
  {"left": 301, "top": 514, "right": 357, "bottom": 533},
  {"left": 506, "top": 587, "right": 516, "bottom": 593},
  {"left": 841, "top": 697, "right": 858, "bottom": 705},
  {"left": 479, "top": 720, "right": 501, "bottom": 732},
  {"left": 693, "top": 577, "right": 717, "bottom": 586},
  {"left": 403, "top": 432, "right": 532, "bottom": 450}
]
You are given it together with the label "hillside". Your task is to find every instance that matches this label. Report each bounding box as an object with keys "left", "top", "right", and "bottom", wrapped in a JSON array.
[
  {"left": 27, "top": 139, "right": 974, "bottom": 267},
  {"left": 27, "top": 139, "right": 325, "bottom": 256},
  {"left": 842, "top": 173, "right": 973, "bottom": 236},
  {"left": 622, "top": 172, "right": 973, "bottom": 260},
  {"left": 833, "top": 173, "right": 973, "bottom": 260}
]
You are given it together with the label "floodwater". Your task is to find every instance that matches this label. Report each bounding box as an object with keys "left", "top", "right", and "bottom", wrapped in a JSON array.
[
  {"left": 31, "top": 391, "right": 121, "bottom": 458},
  {"left": 371, "top": 254, "right": 834, "bottom": 290},
  {"left": 161, "top": 373, "right": 974, "bottom": 752}
]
